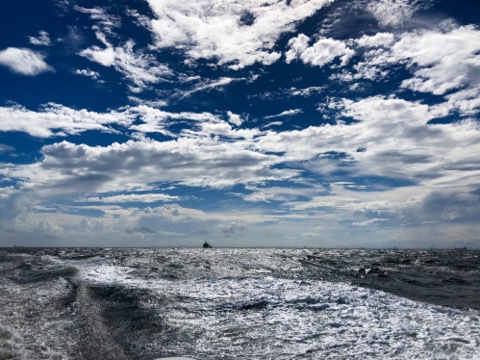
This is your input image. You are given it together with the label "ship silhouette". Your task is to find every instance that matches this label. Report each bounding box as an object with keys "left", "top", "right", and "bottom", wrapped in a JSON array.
[{"left": 203, "top": 241, "right": 212, "bottom": 249}]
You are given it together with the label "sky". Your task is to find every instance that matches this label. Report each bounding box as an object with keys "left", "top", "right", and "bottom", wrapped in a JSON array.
[{"left": 0, "top": 0, "right": 479, "bottom": 248}]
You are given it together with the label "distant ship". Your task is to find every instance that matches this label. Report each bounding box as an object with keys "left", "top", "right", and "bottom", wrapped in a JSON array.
[{"left": 203, "top": 241, "right": 212, "bottom": 249}]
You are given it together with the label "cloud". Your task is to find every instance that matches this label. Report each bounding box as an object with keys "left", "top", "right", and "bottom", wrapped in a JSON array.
[
  {"left": 0, "top": 144, "right": 14, "bottom": 154},
  {"left": 0, "top": 103, "right": 133, "bottom": 138},
  {"left": 288, "top": 86, "right": 324, "bottom": 97},
  {"left": 356, "top": 32, "right": 394, "bottom": 47},
  {"left": 127, "top": 105, "right": 221, "bottom": 136},
  {"left": 227, "top": 111, "right": 243, "bottom": 126},
  {"left": 367, "top": 0, "right": 418, "bottom": 27},
  {"left": 256, "top": 95, "right": 480, "bottom": 193},
  {"left": 0, "top": 48, "right": 53, "bottom": 75},
  {"left": 264, "top": 109, "right": 303, "bottom": 119},
  {"left": 74, "top": 68, "right": 100, "bottom": 80},
  {"left": 0, "top": 102, "right": 254, "bottom": 140},
  {"left": 352, "top": 218, "right": 388, "bottom": 226},
  {"left": 4, "top": 137, "right": 296, "bottom": 195},
  {"left": 285, "top": 33, "right": 310, "bottom": 63},
  {"left": 417, "top": 190, "right": 480, "bottom": 224},
  {"left": 286, "top": 34, "right": 354, "bottom": 67},
  {"left": 80, "top": 193, "right": 179, "bottom": 203},
  {"left": 177, "top": 76, "right": 245, "bottom": 99},
  {"left": 0, "top": 186, "right": 17, "bottom": 200},
  {"left": 146, "top": 0, "right": 333, "bottom": 69},
  {"left": 80, "top": 39, "right": 172, "bottom": 92},
  {"left": 28, "top": 31, "right": 51, "bottom": 46},
  {"left": 219, "top": 221, "right": 246, "bottom": 235},
  {"left": 126, "top": 226, "right": 157, "bottom": 235},
  {"left": 335, "top": 25, "right": 480, "bottom": 117},
  {"left": 73, "top": 5, "right": 121, "bottom": 34},
  {"left": 394, "top": 26, "right": 480, "bottom": 116}
]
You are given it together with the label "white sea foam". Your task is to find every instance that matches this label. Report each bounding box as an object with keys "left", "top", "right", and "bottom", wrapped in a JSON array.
[{"left": 64, "top": 249, "right": 480, "bottom": 359}]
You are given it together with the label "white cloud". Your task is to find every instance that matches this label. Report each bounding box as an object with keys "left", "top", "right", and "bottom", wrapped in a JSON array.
[
  {"left": 0, "top": 102, "right": 257, "bottom": 140},
  {"left": 352, "top": 218, "right": 388, "bottom": 226},
  {"left": 262, "top": 121, "right": 283, "bottom": 128},
  {"left": 128, "top": 105, "right": 221, "bottom": 136},
  {"left": 74, "top": 68, "right": 100, "bottom": 79},
  {"left": 146, "top": 0, "right": 333, "bottom": 69},
  {"left": 356, "top": 32, "right": 394, "bottom": 47},
  {"left": 288, "top": 86, "right": 324, "bottom": 97},
  {"left": 73, "top": 5, "right": 121, "bottom": 34},
  {"left": 227, "top": 111, "right": 243, "bottom": 126},
  {"left": 80, "top": 39, "right": 172, "bottom": 91},
  {"left": 395, "top": 26, "right": 480, "bottom": 95},
  {"left": 0, "top": 48, "right": 53, "bottom": 75},
  {"left": 3, "top": 137, "right": 296, "bottom": 194},
  {"left": 29, "top": 31, "right": 51, "bottom": 46},
  {"left": 0, "top": 103, "right": 133, "bottom": 138},
  {"left": 367, "top": 0, "right": 417, "bottom": 27},
  {"left": 264, "top": 109, "right": 303, "bottom": 119},
  {"left": 286, "top": 34, "right": 354, "bottom": 67},
  {"left": 80, "top": 193, "right": 179, "bottom": 203},
  {"left": 256, "top": 95, "right": 480, "bottom": 197},
  {"left": 177, "top": 77, "right": 243, "bottom": 99},
  {"left": 0, "top": 186, "right": 17, "bottom": 200},
  {"left": 80, "top": 45, "right": 115, "bottom": 66},
  {"left": 285, "top": 33, "right": 310, "bottom": 63},
  {"left": 36, "top": 219, "right": 63, "bottom": 234},
  {"left": 339, "top": 25, "right": 480, "bottom": 116}
]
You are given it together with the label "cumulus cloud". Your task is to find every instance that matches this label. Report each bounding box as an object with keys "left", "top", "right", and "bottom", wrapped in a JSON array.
[
  {"left": 227, "top": 111, "right": 244, "bottom": 126},
  {"left": 356, "top": 32, "right": 394, "bottom": 47},
  {"left": 28, "top": 31, "right": 51, "bottom": 46},
  {"left": 395, "top": 26, "right": 480, "bottom": 115},
  {"left": 3, "top": 137, "right": 295, "bottom": 195},
  {"left": 0, "top": 186, "right": 17, "bottom": 200},
  {"left": 286, "top": 34, "right": 354, "bottom": 67},
  {"left": 74, "top": 68, "right": 100, "bottom": 79},
  {"left": 256, "top": 95, "right": 480, "bottom": 196},
  {"left": 338, "top": 25, "right": 480, "bottom": 116},
  {"left": 0, "top": 48, "right": 53, "bottom": 75},
  {"left": 146, "top": 0, "right": 333, "bottom": 69}
]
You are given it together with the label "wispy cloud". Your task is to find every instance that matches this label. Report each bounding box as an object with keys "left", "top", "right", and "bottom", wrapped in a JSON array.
[
  {"left": 264, "top": 109, "right": 303, "bottom": 119},
  {"left": 177, "top": 77, "right": 244, "bottom": 99},
  {"left": 80, "top": 193, "right": 180, "bottom": 203},
  {"left": 73, "top": 5, "right": 121, "bottom": 34},
  {"left": 80, "top": 39, "right": 172, "bottom": 92},
  {"left": 28, "top": 31, "right": 52, "bottom": 46}
]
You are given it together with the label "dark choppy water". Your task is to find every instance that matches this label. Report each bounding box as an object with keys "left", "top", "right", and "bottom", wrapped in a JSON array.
[{"left": 0, "top": 248, "right": 479, "bottom": 359}]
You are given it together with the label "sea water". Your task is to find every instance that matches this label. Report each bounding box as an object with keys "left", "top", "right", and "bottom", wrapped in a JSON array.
[{"left": 0, "top": 248, "right": 479, "bottom": 359}]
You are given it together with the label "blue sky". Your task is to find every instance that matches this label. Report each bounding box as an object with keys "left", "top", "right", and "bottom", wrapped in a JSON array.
[{"left": 0, "top": 0, "right": 479, "bottom": 248}]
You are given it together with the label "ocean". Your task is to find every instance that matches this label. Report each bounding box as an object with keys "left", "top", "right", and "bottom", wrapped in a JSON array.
[{"left": 0, "top": 248, "right": 479, "bottom": 359}]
